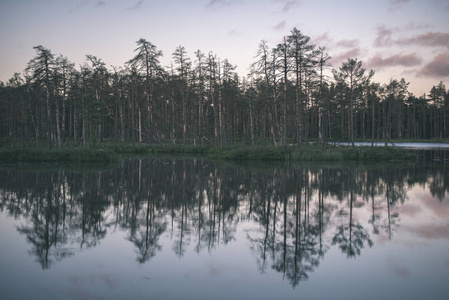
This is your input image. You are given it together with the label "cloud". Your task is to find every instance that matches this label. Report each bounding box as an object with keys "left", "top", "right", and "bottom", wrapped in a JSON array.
[
  {"left": 127, "top": 0, "right": 143, "bottom": 10},
  {"left": 406, "top": 22, "right": 433, "bottom": 30},
  {"left": 336, "top": 39, "right": 359, "bottom": 48},
  {"left": 282, "top": 0, "right": 300, "bottom": 12},
  {"left": 311, "top": 32, "right": 332, "bottom": 48},
  {"left": 374, "top": 25, "right": 394, "bottom": 47},
  {"left": 420, "top": 53, "right": 449, "bottom": 78},
  {"left": 331, "top": 48, "right": 362, "bottom": 65},
  {"left": 227, "top": 29, "right": 241, "bottom": 37},
  {"left": 272, "top": 0, "right": 300, "bottom": 13},
  {"left": 367, "top": 53, "right": 422, "bottom": 69},
  {"left": 398, "top": 32, "right": 449, "bottom": 48},
  {"left": 273, "top": 20, "right": 286, "bottom": 31},
  {"left": 206, "top": 0, "right": 241, "bottom": 8},
  {"left": 389, "top": 0, "right": 411, "bottom": 11},
  {"left": 404, "top": 221, "right": 449, "bottom": 240},
  {"left": 374, "top": 25, "right": 449, "bottom": 49},
  {"left": 390, "top": 0, "right": 410, "bottom": 4},
  {"left": 68, "top": 0, "right": 106, "bottom": 14}
]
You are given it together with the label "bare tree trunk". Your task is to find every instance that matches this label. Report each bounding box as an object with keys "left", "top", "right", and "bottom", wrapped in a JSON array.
[
  {"left": 268, "top": 104, "right": 277, "bottom": 147},
  {"left": 55, "top": 94, "right": 62, "bottom": 149},
  {"left": 296, "top": 85, "right": 301, "bottom": 147},
  {"left": 73, "top": 99, "right": 77, "bottom": 144},
  {"left": 198, "top": 91, "right": 203, "bottom": 145},
  {"left": 371, "top": 94, "right": 375, "bottom": 146},
  {"left": 283, "top": 80, "right": 287, "bottom": 147},
  {"left": 350, "top": 91, "right": 354, "bottom": 147},
  {"left": 218, "top": 88, "right": 223, "bottom": 147},
  {"left": 172, "top": 91, "right": 176, "bottom": 145},
  {"left": 45, "top": 87, "right": 53, "bottom": 149},
  {"left": 318, "top": 106, "right": 323, "bottom": 144},
  {"left": 28, "top": 103, "right": 39, "bottom": 146},
  {"left": 62, "top": 94, "right": 66, "bottom": 143},
  {"left": 82, "top": 94, "right": 87, "bottom": 148},
  {"left": 119, "top": 96, "right": 125, "bottom": 143},
  {"left": 147, "top": 96, "right": 152, "bottom": 144},
  {"left": 138, "top": 108, "right": 142, "bottom": 144},
  {"left": 183, "top": 96, "right": 187, "bottom": 145},
  {"left": 249, "top": 96, "right": 255, "bottom": 147},
  {"left": 131, "top": 92, "right": 135, "bottom": 147}
]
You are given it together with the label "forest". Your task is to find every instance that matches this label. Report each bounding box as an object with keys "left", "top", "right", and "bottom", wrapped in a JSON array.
[{"left": 1, "top": 27, "right": 448, "bottom": 150}]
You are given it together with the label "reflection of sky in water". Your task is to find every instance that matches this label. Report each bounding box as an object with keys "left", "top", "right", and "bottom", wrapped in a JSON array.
[{"left": 0, "top": 160, "right": 448, "bottom": 300}]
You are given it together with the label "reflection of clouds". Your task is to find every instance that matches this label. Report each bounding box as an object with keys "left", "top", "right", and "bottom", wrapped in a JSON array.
[
  {"left": 400, "top": 186, "right": 449, "bottom": 241},
  {"left": 388, "top": 257, "right": 411, "bottom": 279},
  {"left": 403, "top": 222, "right": 449, "bottom": 240},
  {"left": 207, "top": 265, "right": 222, "bottom": 278},
  {"left": 67, "top": 273, "right": 120, "bottom": 289},
  {"left": 398, "top": 203, "right": 421, "bottom": 217},
  {"left": 404, "top": 185, "right": 449, "bottom": 218},
  {"left": 100, "top": 274, "right": 119, "bottom": 289},
  {"left": 67, "top": 274, "right": 96, "bottom": 285},
  {"left": 421, "top": 194, "right": 449, "bottom": 219},
  {"left": 389, "top": 263, "right": 411, "bottom": 279}
]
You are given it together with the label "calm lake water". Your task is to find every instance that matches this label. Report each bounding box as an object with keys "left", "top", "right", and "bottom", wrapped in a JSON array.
[{"left": 1, "top": 150, "right": 448, "bottom": 300}]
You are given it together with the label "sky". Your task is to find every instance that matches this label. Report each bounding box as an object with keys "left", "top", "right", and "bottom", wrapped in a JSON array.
[{"left": 0, "top": 0, "right": 448, "bottom": 95}]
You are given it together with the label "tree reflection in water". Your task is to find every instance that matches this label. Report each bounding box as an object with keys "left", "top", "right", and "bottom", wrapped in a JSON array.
[{"left": 0, "top": 156, "right": 446, "bottom": 286}]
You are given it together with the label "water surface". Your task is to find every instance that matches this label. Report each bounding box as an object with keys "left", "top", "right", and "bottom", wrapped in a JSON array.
[{"left": 1, "top": 152, "right": 448, "bottom": 300}]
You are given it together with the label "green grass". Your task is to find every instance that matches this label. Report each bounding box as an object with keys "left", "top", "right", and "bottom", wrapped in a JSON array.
[
  {"left": 0, "top": 147, "right": 117, "bottom": 163},
  {"left": 0, "top": 142, "right": 417, "bottom": 164},
  {"left": 198, "top": 144, "right": 415, "bottom": 162}
]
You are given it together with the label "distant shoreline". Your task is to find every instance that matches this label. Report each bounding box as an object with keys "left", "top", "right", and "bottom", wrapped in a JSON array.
[
  {"left": 0, "top": 142, "right": 423, "bottom": 164},
  {"left": 333, "top": 142, "right": 449, "bottom": 149}
]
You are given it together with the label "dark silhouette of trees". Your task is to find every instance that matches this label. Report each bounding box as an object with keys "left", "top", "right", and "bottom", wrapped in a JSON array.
[
  {"left": 288, "top": 28, "right": 315, "bottom": 147},
  {"left": 1, "top": 30, "right": 448, "bottom": 148},
  {"left": 25, "top": 46, "right": 56, "bottom": 149},
  {"left": 127, "top": 38, "right": 163, "bottom": 144},
  {"left": 333, "top": 58, "right": 374, "bottom": 147}
]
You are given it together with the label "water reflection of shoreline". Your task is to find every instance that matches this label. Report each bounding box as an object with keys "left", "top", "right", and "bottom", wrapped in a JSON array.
[{"left": 0, "top": 157, "right": 447, "bottom": 287}]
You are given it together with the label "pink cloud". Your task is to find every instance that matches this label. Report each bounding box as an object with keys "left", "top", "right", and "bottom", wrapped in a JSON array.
[
  {"left": 206, "top": 0, "right": 241, "bottom": 8},
  {"left": 275, "top": 0, "right": 300, "bottom": 13},
  {"left": 398, "top": 32, "right": 449, "bottom": 48},
  {"left": 420, "top": 190, "right": 449, "bottom": 218},
  {"left": 331, "top": 48, "right": 362, "bottom": 66},
  {"left": 397, "top": 203, "right": 421, "bottom": 217},
  {"left": 273, "top": 20, "right": 286, "bottom": 31},
  {"left": 336, "top": 39, "right": 359, "bottom": 48},
  {"left": 311, "top": 32, "right": 332, "bottom": 46},
  {"left": 374, "top": 26, "right": 449, "bottom": 49},
  {"left": 389, "top": 0, "right": 411, "bottom": 11},
  {"left": 404, "top": 222, "right": 449, "bottom": 240},
  {"left": 374, "top": 25, "right": 393, "bottom": 47},
  {"left": 420, "top": 53, "right": 449, "bottom": 78},
  {"left": 283, "top": 0, "right": 299, "bottom": 12},
  {"left": 367, "top": 53, "right": 422, "bottom": 69}
]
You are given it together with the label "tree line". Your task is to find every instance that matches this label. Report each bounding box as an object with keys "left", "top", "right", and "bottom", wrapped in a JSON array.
[{"left": 1, "top": 28, "right": 448, "bottom": 150}]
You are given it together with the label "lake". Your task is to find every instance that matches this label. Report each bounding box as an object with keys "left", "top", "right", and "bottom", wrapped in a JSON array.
[{"left": 1, "top": 149, "right": 448, "bottom": 300}]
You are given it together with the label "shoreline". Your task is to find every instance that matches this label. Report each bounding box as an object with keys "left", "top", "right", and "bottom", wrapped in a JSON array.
[{"left": 0, "top": 143, "right": 422, "bottom": 164}]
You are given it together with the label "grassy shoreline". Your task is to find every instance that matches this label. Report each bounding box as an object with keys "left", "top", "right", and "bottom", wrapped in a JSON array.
[{"left": 0, "top": 143, "right": 419, "bottom": 164}]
